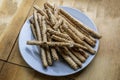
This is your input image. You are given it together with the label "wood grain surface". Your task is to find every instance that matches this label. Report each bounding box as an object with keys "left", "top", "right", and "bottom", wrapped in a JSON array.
[
  {"left": 0, "top": 0, "right": 35, "bottom": 60},
  {"left": 0, "top": 0, "right": 120, "bottom": 80},
  {"left": 0, "top": 63, "right": 70, "bottom": 80},
  {"left": 8, "top": 39, "right": 29, "bottom": 67}
]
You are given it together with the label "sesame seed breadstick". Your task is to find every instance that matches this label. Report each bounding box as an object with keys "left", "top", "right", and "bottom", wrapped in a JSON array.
[
  {"left": 46, "top": 47, "right": 52, "bottom": 65},
  {"left": 33, "top": 11, "right": 48, "bottom": 67},
  {"left": 51, "top": 35, "right": 87, "bottom": 50},
  {"left": 41, "top": 16, "right": 52, "bottom": 66},
  {"left": 33, "top": 10, "right": 41, "bottom": 40},
  {"left": 46, "top": 9, "right": 56, "bottom": 25},
  {"left": 51, "top": 47, "right": 59, "bottom": 61},
  {"left": 47, "top": 28, "right": 71, "bottom": 40},
  {"left": 30, "top": 23, "right": 37, "bottom": 39},
  {"left": 27, "top": 41, "right": 74, "bottom": 47},
  {"left": 41, "top": 16, "right": 47, "bottom": 41},
  {"left": 40, "top": 48, "right": 48, "bottom": 67},
  {"left": 47, "top": 33, "right": 59, "bottom": 61}
]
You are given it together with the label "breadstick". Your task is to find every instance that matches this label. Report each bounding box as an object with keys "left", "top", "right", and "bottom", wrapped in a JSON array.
[
  {"left": 41, "top": 16, "right": 53, "bottom": 66},
  {"left": 33, "top": 11, "right": 48, "bottom": 67},
  {"left": 51, "top": 35, "right": 87, "bottom": 50},
  {"left": 46, "top": 33, "right": 53, "bottom": 65},
  {"left": 27, "top": 41, "right": 74, "bottom": 47},
  {"left": 61, "top": 47, "right": 82, "bottom": 67},
  {"left": 33, "top": 5, "right": 49, "bottom": 19},
  {"left": 51, "top": 47, "right": 59, "bottom": 61},
  {"left": 30, "top": 23, "right": 37, "bottom": 39},
  {"left": 59, "top": 9, "right": 102, "bottom": 39},
  {"left": 40, "top": 17, "right": 48, "bottom": 67},
  {"left": 47, "top": 28, "right": 71, "bottom": 40},
  {"left": 44, "top": 2, "right": 54, "bottom": 13},
  {"left": 45, "top": 47, "right": 52, "bottom": 65},
  {"left": 57, "top": 48, "right": 78, "bottom": 70},
  {"left": 44, "top": 2, "right": 59, "bottom": 19},
  {"left": 44, "top": 2, "right": 54, "bottom": 11},
  {"left": 37, "top": 13, "right": 42, "bottom": 28},
  {"left": 41, "top": 16, "right": 48, "bottom": 67},
  {"left": 70, "top": 49, "right": 86, "bottom": 62},
  {"left": 53, "top": 18, "right": 63, "bottom": 30},
  {"left": 41, "top": 16, "right": 47, "bottom": 41},
  {"left": 40, "top": 48, "right": 48, "bottom": 67},
  {"left": 46, "top": 9, "right": 56, "bottom": 25},
  {"left": 47, "top": 33, "right": 59, "bottom": 61},
  {"left": 33, "top": 10, "right": 41, "bottom": 40}
]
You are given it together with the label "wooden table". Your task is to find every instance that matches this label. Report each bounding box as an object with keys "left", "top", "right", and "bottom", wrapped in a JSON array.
[{"left": 0, "top": 0, "right": 120, "bottom": 80}]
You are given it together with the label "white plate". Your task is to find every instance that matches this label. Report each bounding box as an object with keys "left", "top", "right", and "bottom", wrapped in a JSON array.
[{"left": 18, "top": 7, "right": 99, "bottom": 76}]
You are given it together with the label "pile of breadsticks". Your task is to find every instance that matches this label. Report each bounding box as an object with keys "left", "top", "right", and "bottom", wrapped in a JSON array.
[{"left": 27, "top": 2, "right": 102, "bottom": 70}]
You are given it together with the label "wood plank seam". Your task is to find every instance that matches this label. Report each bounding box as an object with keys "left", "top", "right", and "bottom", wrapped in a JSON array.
[
  {"left": 7, "top": 61, "right": 30, "bottom": 69},
  {"left": 0, "top": 61, "right": 5, "bottom": 74},
  {"left": 0, "top": 0, "right": 37, "bottom": 60},
  {"left": 0, "top": 59, "right": 30, "bottom": 69},
  {"left": 6, "top": 0, "right": 37, "bottom": 61}
]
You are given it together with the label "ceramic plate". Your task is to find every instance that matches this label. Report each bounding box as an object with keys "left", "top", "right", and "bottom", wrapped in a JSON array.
[{"left": 18, "top": 7, "right": 99, "bottom": 76}]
